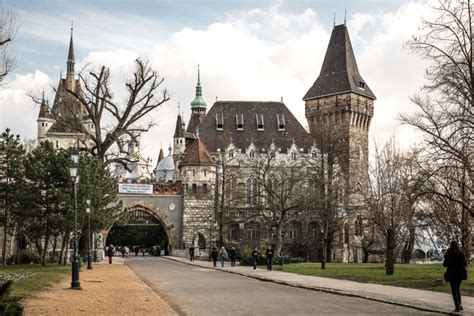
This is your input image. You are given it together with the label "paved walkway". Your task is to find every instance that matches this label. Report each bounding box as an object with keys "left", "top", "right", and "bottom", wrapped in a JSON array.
[{"left": 165, "top": 256, "right": 473, "bottom": 315}]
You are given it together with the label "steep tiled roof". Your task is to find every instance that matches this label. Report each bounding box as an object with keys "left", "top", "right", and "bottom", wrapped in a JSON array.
[
  {"left": 38, "top": 97, "right": 51, "bottom": 119},
  {"left": 186, "top": 112, "right": 205, "bottom": 134},
  {"left": 303, "top": 24, "right": 376, "bottom": 101},
  {"left": 196, "top": 101, "right": 311, "bottom": 153},
  {"left": 181, "top": 138, "right": 215, "bottom": 166},
  {"left": 174, "top": 114, "right": 184, "bottom": 138}
]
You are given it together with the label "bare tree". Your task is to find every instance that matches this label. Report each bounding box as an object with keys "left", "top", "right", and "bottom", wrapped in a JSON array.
[
  {"left": 402, "top": 0, "right": 473, "bottom": 217},
  {"left": 0, "top": 4, "right": 18, "bottom": 83},
  {"left": 250, "top": 147, "right": 307, "bottom": 256},
  {"left": 306, "top": 149, "right": 346, "bottom": 269},
  {"left": 360, "top": 140, "right": 413, "bottom": 275},
  {"left": 38, "top": 59, "right": 169, "bottom": 168}
]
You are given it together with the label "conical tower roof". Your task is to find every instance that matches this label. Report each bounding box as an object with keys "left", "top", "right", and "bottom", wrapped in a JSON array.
[
  {"left": 67, "top": 24, "right": 75, "bottom": 75},
  {"left": 303, "top": 24, "right": 375, "bottom": 101},
  {"left": 174, "top": 113, "right": 184, "bottom": 138},
  {"left": 38, "top": 93, "right": 51, "bottom": 119},
  {"left": 190, "top": 65, "right": 207, "bottom": 110},
  {"left": 181, "top": 138, "right": 214, "bottom": 166},
  {"left": 158, "top": 148, "right": 164, "bottom": 162}
]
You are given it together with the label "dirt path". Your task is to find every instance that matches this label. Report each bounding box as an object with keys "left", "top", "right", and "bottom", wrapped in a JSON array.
[{"left": 23, "top": 264, "right": 177, "bottom": 315}]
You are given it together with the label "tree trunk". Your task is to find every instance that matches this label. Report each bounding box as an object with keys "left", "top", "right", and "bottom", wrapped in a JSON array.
[
  {"left": 2, "top": 210, "right": 8, "bottom": 266},
  {"left": 321, "top": 236, "right": 326, "bottom": 269},
  {"left": 63, "top": 233, "right": 70, "bottom": 266},
  {"left": 363, "top": 247, "right": 370, "bottom": 263},
  {"left": 42, "top": 232, "right": 50, "bottom": 265},
  {"left": 401, "top": 227, "right": 415, "bottom": 264},
  {"left": 58, "top": 231, "right": 67, "bottom": 265},
  {"left": 275, "top": 225, "right": 283, "bottom": 256},
  {"left": 35, "top": 239, "right": 43, "bottom": 260},
  {"left": 52, "top": 235, "right": 57, "bottom": 263},
  {"left": 385, "top": 228, "right": 395, "bottom": 275}
]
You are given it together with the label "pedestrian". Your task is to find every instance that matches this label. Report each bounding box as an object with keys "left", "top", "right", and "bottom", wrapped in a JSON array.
[
  {"left": 219, "top": 246, "right": 228, "bottom": 268},
  {"left": 134, "top": 246, "right": 139, "bottom": 256},
  {"left": 107, "top": 244, "right": 115, "bottom": 264},
  {"left": 443, "top": 240, "right": 468, "bottom": 313},
  {"left": 210, "top": 246, "right": 218, "bottom": 267},
  {"left": 251, "top": 247, "right": 261, "bottom": 271},
  {"left": 189, "top": 245, "right": 195, "bottom": 262},
  {"left": 229, "top": 246, "right": 237, "bottom": 267},
  {"left": 266, "top": 245, "right": 274, "bottom": 271},
  {"left": 124, "top": 246, "right": 129, "bottom": 258}
]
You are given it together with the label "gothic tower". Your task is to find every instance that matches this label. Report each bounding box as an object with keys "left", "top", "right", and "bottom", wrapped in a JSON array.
[
  {"left": 304, "top": 24, "right": 376, "bottom": 201},
  {"left": 186, "top": 65, "right": 207, "bottom": 134}
]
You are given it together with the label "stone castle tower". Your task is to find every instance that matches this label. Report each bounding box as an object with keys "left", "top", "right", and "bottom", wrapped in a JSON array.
[{"left": 304, "top": 24, "right": 375, "bottom": 201}]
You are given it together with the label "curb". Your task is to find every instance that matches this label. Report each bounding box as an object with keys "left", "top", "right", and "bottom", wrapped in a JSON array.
[{"left": 163, "top": 256, "right": 448, "bottom": 315}]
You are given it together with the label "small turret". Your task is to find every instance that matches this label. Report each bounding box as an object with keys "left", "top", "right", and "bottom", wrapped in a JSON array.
[
  {"left": 173, "top": 112, "right": 186, "bottom": 155},
  {"left": 37, "top": 92, "right": 54, "bottom": 141}
]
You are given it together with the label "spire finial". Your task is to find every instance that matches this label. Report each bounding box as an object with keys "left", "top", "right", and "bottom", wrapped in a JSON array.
[
  {"left": 178, "top": 102, "right": 181, "bottom": 115},
  {"left": 197, "top": 64, "right": 200, "bottom": 85},
  {"left": 344, "top": 9, "right": 347, "bottom": 25},
  {"left": 67, "top": 22, "right": 75, "bottom": 75},
  {"left": 333, "top": 12, "right": 336, "bottom": 28},
  {"left": 71, "top": 21, "right": 73, "bottom": 37},
  {"left": 42, "top": 90, "right": 45, "bottom": 101}
]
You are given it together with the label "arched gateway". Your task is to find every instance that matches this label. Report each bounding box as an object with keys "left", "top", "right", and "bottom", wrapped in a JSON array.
[{"left": 97, "top": 181, "right": 184, "bottom": 259}]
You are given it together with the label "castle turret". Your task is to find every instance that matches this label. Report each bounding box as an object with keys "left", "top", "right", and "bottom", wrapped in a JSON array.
[
  {"left": 304, "top": 24, "right": 375, "bottom": 200},
  {"left": 186, "top": 65, "right": 207, "bottom": 134},
  {"left": 173, "top": 113, "right": 186, "bottom": 155},
  {"left": 37, "top": 93, "right": 55, "bottom": 141}
]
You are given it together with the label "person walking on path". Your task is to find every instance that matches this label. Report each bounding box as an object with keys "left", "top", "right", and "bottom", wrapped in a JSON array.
[
  {"left": 219, "top": 246, "right": 228, "bottom": 268},
  {"left": 229, "top": 247, "right": 237, "bottom": 267},
  {"left": 252, "top": 247, "right": 261, "bottom": 271},
  {"left": 266, "top": 245, "right": 274, "bottom": 271},
  {"left": 189, "top": 245, "right": 195, "bottom": 261},
  {"left": 107, "top": 244, "right": 115, "bottom": 264},
  {"left": 444, "top": 240, "right": 468, "bottom": 313},
  {"left": 210, "top": 247, "right": 218, "bottom": 267}
]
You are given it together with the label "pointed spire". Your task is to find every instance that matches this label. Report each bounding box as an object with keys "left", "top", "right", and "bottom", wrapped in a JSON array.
[
  {"left": 344, "top": 9, "right": 347, "bottom": 25},
  {"left": 303, "top": 24, "right": 376, "bottom": 100},
  {"left": 38, "top": 91, "right": 50, "bottom": 118},
  {"left": 67, "top": 22, "right": 75, "bottom": 76},
  {"left": 174, "top": 111, "right": 184, "bottom": 138},
  {"left": 190, "top": 64, "right": 207, "bottom": 111},
  {"left": 158, "top": 147, "right": 164, "bottom": 163}
]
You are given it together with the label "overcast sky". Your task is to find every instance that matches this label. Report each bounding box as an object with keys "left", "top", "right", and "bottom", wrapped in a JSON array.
[{"left": 0, "top": 0, "right": 432, "bottom": 162}]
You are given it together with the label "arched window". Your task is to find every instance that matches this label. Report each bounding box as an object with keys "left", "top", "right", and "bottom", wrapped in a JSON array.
[
  {"left": 246, "top": 179, "right": 251, "bottom": 204},
  {"left": 344, "top": 224, "right": 350, "bottom": 244},
  {"left": 252, "top": 179, "right": 258, "bottom": 204}
]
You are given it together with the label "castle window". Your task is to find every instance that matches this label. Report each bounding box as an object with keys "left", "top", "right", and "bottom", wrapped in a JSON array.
[
  {"left": 256, "top": 114, "right": 264, "bottom": 131},
  {"left": 192, "top": 183, "right": 197, "bottom": 194},
  {"left": 236, "top": 114, "right": 244, "bottom": 131},
  {"left": 229, "top": 151, "right": 234, "bottom": 158},
  {"left": 192, "top": 170, "right": 195, "bottom": 177},
  {"left": 291, "top": 152, "right": 297, "bottom": 160},
  {"left": 358, "top": 82, "right": 365, "bottom": 90},
  {"left": 249, "top": 150, "right": 255, "bottom": 158},
  {"left": 216, "top": 113, "right": 224, "bottom": 131},
  {"left": 311, "top": 151, "right": 317, "bottom": 158},
  {"left": 277, "top": 114, "right": 286, "bottom": 131},
  {"left": 203, "top": 183, "right": 208, "bottom": 194},
  {"left": 289, "top": 229, "right": 297, "bottom": 240}
]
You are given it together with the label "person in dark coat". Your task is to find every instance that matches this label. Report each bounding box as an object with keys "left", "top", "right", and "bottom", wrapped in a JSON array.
[
  {"left": 210, "top": 247, "right": 218, "bottom": 267},
  {"left": 229, "top": 247, "right": 237, "bottom": 267},
  {"left": 189, "top": 246, "right": 195, "bottom": 261},
  {"left": 107, "top": 244, "right": 115, "bottom": 264},
  {"left": 251, "top": 247, "right": 261, "bottom": 271},
  {"left": 266, "top": 246, "right": 274, "bottom": 271},
  {"left": 443, "top": 241, "right": 468, "bottom": 313}
]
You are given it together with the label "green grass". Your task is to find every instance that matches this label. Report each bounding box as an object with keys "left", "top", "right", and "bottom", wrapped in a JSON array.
[
  {"left": 0, "top": 264, "right": 69, "bottom": 298},
  {"left": 274, "top": 262, "right": 474, "bottom": 296}
]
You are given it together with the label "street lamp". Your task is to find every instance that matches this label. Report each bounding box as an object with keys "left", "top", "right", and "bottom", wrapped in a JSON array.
[
  {"left": 86, "top": 199, "right": 92, "bottom": 270},
  {"left": 69, "top": 147, "right": 80, "bottom": 289},
  {"left": 208, "top": 215, "right": 212, "bottom": 249},
  {"left": 320, "top": 225, "right": 326, "bottom": 270}
]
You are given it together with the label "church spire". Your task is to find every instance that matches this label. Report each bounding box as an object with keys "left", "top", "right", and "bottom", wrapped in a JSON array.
[
  {"left": 190, "top": 64, "right": 207, "bottom": 113},
  {"left": 67, "top": 22, "right": 75, "bottom": 76}
]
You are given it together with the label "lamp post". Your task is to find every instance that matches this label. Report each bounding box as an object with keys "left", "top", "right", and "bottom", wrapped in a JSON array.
[
  {"left": 69, "top": 147, "right": 80, "bottom": 289},
  {"left": 86, "top": 199, "right": 92, "bottom": 270},
  {"left": 208, "top": 215, "right": 212, "bottom": 249},
  {"left": 320, "top": 225, "right": 326, "bottom": 270}
]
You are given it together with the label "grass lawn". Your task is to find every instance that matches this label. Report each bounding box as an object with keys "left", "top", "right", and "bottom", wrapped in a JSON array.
[
  {"left": 274, "top": 262, "right": 474, "bottom": 296},
  {"left": 0, "top": 264, "right": 69, "bottom": 298}
]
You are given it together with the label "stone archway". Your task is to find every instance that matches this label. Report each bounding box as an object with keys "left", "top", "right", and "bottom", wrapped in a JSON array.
[{"left": 102, "top": 201, "right": 180, "bottom": 254}]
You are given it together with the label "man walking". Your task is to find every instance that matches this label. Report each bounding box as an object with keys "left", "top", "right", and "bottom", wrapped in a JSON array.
[
  {"left": 210, "top": 246, "right": 218, "bottom": 267},
  {"left": 266, "top": 245, "right": 274, "bottom": 271},
  {"left": 107, "top": 244, "right": 115, "bottom": 264},
  {"left": 252, "top": 247, "right": 261, "bottom": 271},
  {"left": 229, "top": 247, "right": 237, "bottom": 267},
  {"left": 189, "top": 245, "right": 195, "bottom": 261}
]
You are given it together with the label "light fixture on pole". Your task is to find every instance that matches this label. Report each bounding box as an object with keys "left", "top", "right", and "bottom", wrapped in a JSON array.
[
  {"left": 69, "top": 147, "right": 80, "bottom": 289},
  {"left": 86, "top": 199, "right": 92, "bottom": 270},
  {"left": 208, "top": 215, "right": 212, "bottom": 249}
]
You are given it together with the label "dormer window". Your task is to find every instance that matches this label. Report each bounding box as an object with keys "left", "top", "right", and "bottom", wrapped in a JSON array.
[
  {"left": 256, "top": 114, "right": 264, "bottom": 131},
  {"left": 291, "top": 152, "right": 297, "bottom": 160},
  {"left": 277, "top": 114, "right": 286, "bottom": 131},
  {"left": 216, "top": 113, "right": 224, "bottom": 131},
  {"left": 236, "top": 114, "right": 244, "bottom": 131},
  {"left": 358, "top": 82, "right": 365, "bottom": 90}
]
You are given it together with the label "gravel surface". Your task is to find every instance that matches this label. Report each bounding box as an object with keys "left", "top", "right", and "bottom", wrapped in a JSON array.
[{"left": 22, "top": 264, "right": 177, "bottom": 315}]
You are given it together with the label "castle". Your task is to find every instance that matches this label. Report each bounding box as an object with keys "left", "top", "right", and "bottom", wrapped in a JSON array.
[{"left": 37, "top": 23, "right": 375, "bottom": 262}]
